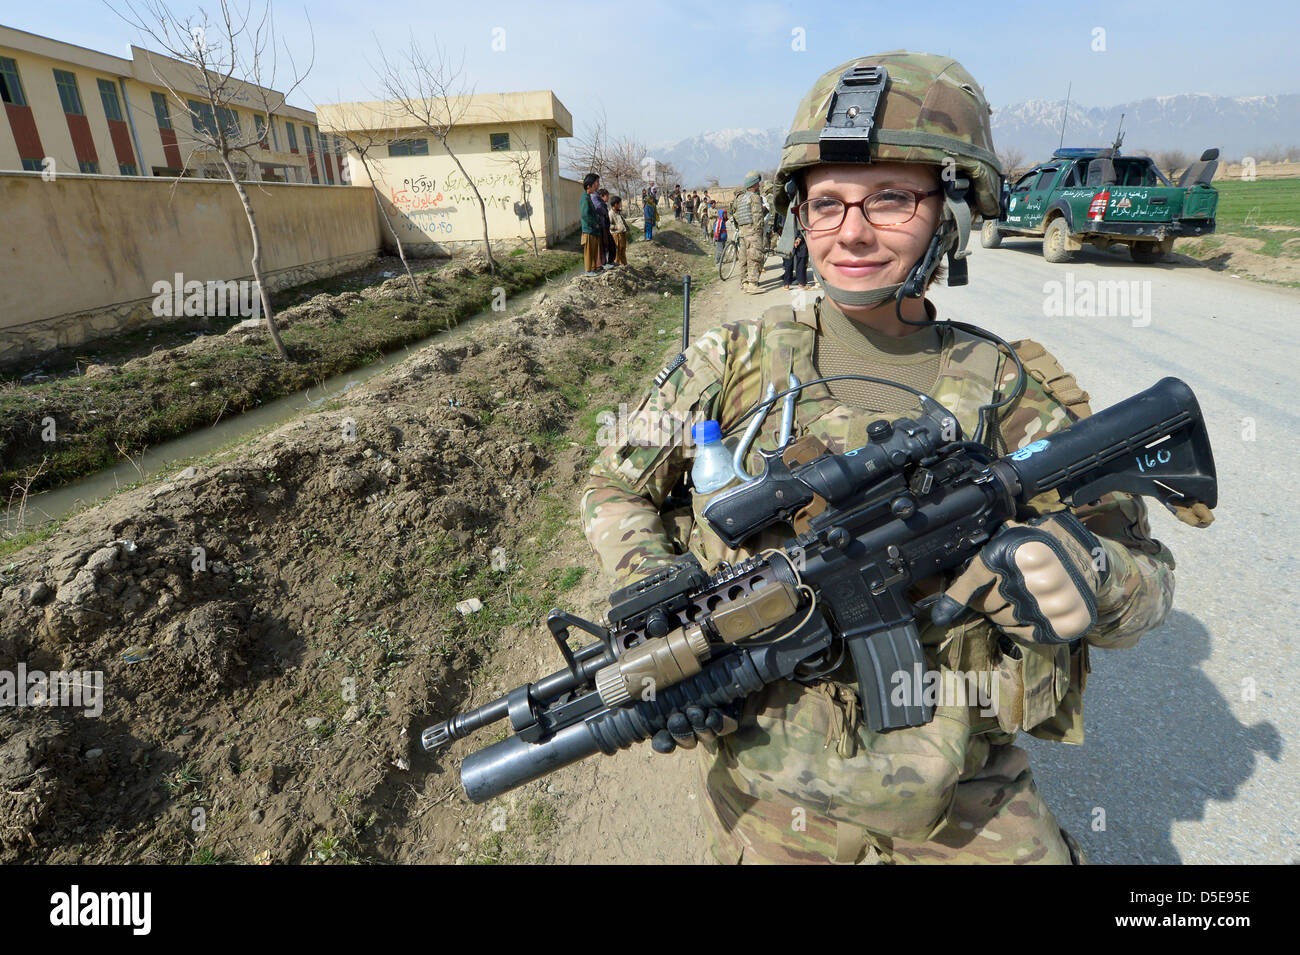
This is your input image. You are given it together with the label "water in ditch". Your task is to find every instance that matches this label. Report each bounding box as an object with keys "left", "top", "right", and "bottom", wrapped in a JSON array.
[{"left": 3, "top": 264, "right": 584, "bottom": 536}]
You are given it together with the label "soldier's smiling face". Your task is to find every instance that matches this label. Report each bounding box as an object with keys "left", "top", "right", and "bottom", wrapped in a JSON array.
[{"left": 801, "top": 162, "right": 942, "bottom": 292}]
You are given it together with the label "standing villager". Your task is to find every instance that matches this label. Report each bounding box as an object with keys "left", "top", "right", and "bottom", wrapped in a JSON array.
[
  {"left": 643, "top": 193, "right": 659, "bottom": 240},
  {"left": 782, "top": 219, "right": 811, "bottom": 289},
  {"left": 580, "top": 173, "right": 602, "bottom": 275},
  {"left": 596, "top": 187, "right": 616, "bottom": 269},
  {"left": 609, "top": 195, "right": 629, "bottom": 265},
  {"left": 711, "top": 207, "right": 728, "bottom": 266}
]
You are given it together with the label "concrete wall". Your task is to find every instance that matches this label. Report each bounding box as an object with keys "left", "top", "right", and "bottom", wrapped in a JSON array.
[
  {"left": 0, "top": 172, "right": 382, "bottom": 365},
  {"left": 555, "top": 176, "right": 583, "bottom": 235},
  {"left": 339, "top": 122, "right": 577, "bottom": 254}
]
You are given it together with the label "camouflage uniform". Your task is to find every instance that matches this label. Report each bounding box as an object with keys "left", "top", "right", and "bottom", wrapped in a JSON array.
[
  {"left": 580, "top": 51, "right": 1177, "bottom": 865},
  {"left": 729, "top": 189, "right": 767, "bottom": 290},
  {"left": 580, "top": 299, "right": 1176, "bottom": 864}
]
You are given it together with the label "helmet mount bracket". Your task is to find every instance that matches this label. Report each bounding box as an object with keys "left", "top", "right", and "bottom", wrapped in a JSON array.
[{"left": 819, "top": 66, "right": 890, "bottom": 164}]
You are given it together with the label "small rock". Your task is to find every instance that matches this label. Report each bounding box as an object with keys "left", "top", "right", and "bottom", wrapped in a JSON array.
[
  {"left": 85, "top": 748, "right": 104, "bottom": 760},
  {"left": 343, "top": 705, "right": 362, "bottom": 723},
  {"left": 24, "top": 582, "right": 51, "bottom": 605},
  {"left": 455, "top": 597, "right": 483, "bottom": 615},
  {"left": 304, "top": 717, "right": 323, "bottom": 731},
  {"left": 189, "top": 381, "right": 200, "bottom": 388},
  {"left": 178, "top": 467, "right": 197, "bottom": 479},
  {"left": 249, "top": 809, "right": 265, "bottom": 824},
  {"left": 393, "top": 757, "right": 410, "bottom": 772}
]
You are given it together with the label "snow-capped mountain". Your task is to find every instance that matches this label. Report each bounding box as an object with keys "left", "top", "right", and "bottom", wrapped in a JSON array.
[
  {"left": 647, "top": 127, "right": 785, "bottom": 187},
  {"left": 632, "top": 94, "right": 1297, "bottom": 185},
  {"left": 991, "top": 93, "right": 1300, "bottom": 160}
]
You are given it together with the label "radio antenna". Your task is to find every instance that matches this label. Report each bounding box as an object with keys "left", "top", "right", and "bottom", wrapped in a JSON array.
[{"left": 1058, "top": 82, "right": 1072, "bottom": 150}]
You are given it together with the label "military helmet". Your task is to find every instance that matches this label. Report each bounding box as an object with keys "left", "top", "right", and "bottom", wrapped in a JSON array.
[
  {"left": 743, "top": 170, "right": 762, "bottom": 188},
  {"left": 776, "top": 51, "right": 1002, "bottom": 218}
]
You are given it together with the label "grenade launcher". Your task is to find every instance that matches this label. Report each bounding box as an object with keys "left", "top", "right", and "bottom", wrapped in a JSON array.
[{"left": 422, "top": 377, "right": 1217, "bottom": 803}]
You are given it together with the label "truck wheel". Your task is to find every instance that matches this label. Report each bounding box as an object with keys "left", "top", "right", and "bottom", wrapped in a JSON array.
[
  {"left": 980, "top": 219, "right": 1003, "bottom": 249},
  {"left": 1129, "top": 243, "right": 1165, "bottom": 264},
  {"left": 1043, "top": 217, "right": 1072, "bottom": 263}
]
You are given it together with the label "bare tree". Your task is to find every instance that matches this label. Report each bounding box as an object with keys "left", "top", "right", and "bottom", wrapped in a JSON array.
[
  {"left": 997, "top": 146, "right": 1027, "bottom": 180},
  {"left": 565, "top": 105, "right": 611, "bottom": 182},
  {"left": 604, "top": 133, "right": 648, "bottom": 205},
  {"left": 317, "top": 106, "right": 422, "bottom": 297},
  {"left": 112, "top": 0, "right": 313, "bottom": 361},
  {"left": 376, "top": 37, "right": 497, "bottom": 274},
  {"left": 489, "top": 122, "right": 542, "bottom": 257},
  {"left": 1152, "top": 149, "right": 1192, "bottom": 180}
]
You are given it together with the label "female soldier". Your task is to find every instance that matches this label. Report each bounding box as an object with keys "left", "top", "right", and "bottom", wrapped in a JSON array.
[{"left": 580, "top": 52, "right": 1177, "bottom": 864}]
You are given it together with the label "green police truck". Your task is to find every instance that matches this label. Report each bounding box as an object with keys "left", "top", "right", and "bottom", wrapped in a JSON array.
[{"left": 981, "top": 147, "right": 1219, "bottom": 263}]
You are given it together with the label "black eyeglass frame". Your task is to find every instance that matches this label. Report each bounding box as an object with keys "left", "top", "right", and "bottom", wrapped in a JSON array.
[{"left": 795, "top": 188, "right": 942, "bottom": 232}]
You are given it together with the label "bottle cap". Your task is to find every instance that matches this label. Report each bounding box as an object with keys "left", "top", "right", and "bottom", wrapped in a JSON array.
[{"left": 691, "top": 420, "right": 722, "bottom": 444}]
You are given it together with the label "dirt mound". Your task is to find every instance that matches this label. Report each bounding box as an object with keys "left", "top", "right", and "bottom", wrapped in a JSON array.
[
  {"left": 1173, "top": 234, "right": 1300, "bottom": 284},
  {"left": 652, "top": 230, "right": 707, "bottom": 256},
  {"left": 0, "top": 229, "right": 704, "bottom": 863}
]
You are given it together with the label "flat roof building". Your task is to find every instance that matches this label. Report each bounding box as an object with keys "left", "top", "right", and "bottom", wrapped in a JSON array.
[
  {"left": 0, "top": 23, "right": 342, "bottom": 184},
  {"left": 317, "top": 91, "right": 582, "bottom": 250}
]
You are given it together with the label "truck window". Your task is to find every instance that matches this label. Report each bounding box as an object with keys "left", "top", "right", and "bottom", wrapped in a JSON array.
[
  {"left": 1061, "top": 164, "right": 1082, "bottom": 187},
  {"left": 1034, "top": 167, "right": 1059, "bottom": 190},
  {"left": 1013, "top": 171, "right": 1039, "bottom": 192}
]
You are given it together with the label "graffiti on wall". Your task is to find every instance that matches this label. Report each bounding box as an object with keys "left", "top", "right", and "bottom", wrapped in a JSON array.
[{"left": 387, "top": 169, "right": 530, "bottom": 239}]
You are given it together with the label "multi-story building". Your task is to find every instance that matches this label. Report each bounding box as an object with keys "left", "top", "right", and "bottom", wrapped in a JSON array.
[
  {"left": 317, "top": 91, "right": 582, "bottom": 249},
  {"left": 0, "top": 23, "right": 346, "bottom": 184}
]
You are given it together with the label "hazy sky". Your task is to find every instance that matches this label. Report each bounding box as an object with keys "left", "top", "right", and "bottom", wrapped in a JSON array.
[{"left": 7, "top": 0, "right": 1298, "bottom": 144}]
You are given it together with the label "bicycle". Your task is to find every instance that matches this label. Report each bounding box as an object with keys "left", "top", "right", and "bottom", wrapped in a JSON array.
[{"left": 718, "top": 236, "right": 740, "bottom": 280}]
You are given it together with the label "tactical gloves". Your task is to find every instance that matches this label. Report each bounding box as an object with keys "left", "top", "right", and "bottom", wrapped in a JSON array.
[
  {"left": 931, "top": 511, "right": 1110, "bottom": 645},
  {"left": 651, "top": 702, "right": 743, "bottom": 754}
]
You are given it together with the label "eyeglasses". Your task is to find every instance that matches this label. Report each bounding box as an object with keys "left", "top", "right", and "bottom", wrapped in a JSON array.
[{"left": 795, "top": 188, "right": 941, "bottom": 232}]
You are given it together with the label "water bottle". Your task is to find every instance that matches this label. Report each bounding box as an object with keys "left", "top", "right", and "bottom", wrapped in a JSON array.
[{"left": 691, "top": 420, "right": 738, "bottom": 494}]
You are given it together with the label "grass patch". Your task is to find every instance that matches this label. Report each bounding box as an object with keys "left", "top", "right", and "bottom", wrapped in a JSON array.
[
  {"left": 0, "top": 253, "right": 580, "bottom": 496},
  {"left": 1208, "top": 179, "right": 1300, "bottom": 231}
]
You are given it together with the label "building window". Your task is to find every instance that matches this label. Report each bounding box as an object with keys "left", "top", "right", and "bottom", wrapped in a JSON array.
[
  {"left": 387, "top": 138, "right": 429, "bottom": 157},
  {"left": 54, "top": 70, "right": 84, "bottom": 115},
  {"left": 119, "top": 163, "right": 138, "bottom": 176},
  {"left": 254, "top": 113, "right": 266, "bottom": 143},
  {"left": 304, "top": 126, "right": 315, "bottom": 151},
  {"left": 215, "top": 106, "right": 240, "bottom": 138},
  {"left": 151, "top": 91, "right": 172, "bottom": 129},
  {"left": 285, "top": 121, "right": 298, "bottom": 151},
  {"left": 490, "top": 132, "right": 510, "bottom": 152},
  {"left": 97, "top": 79, "right": 124, "bottom": 122},
  {"left": 78, "top": 160, "right": 99, "bottom": 174},
  {"left": 188, "top": 99, "right": 217, "bottom": 138},
  {"left": 21, "top": 158, "right": 43, "bottom": 172},
  {"left": 0, "top": 57, "right": 28, "bottom": 107}
]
